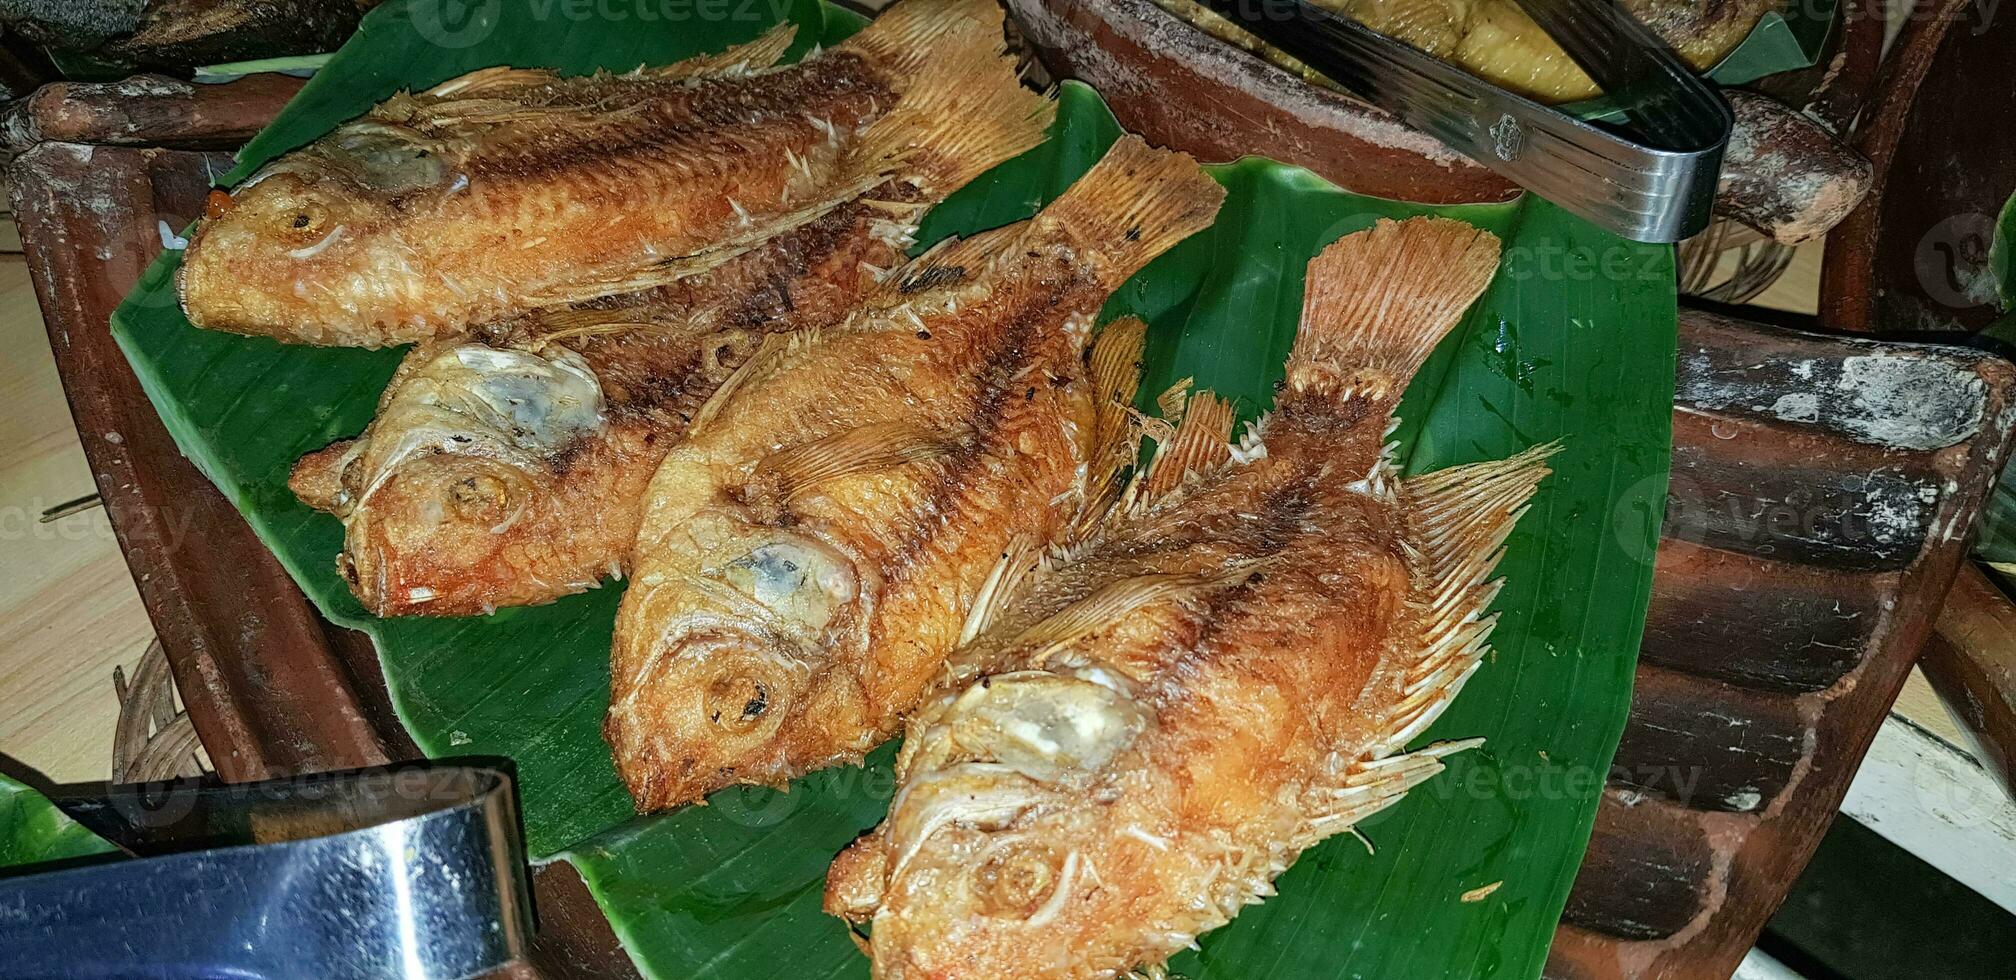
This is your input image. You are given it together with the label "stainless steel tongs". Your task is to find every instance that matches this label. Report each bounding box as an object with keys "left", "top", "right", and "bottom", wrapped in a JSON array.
[
  {"left": 1197, "top": 0, "right": 1734, "bottom": 242},
  {"left": 0, "top": 766, "right": 533, "bottom": 980}
]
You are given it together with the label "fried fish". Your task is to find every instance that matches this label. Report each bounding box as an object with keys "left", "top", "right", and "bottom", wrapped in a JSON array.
[
  {"left": 286, "top": 53, "right": 1052, "bottom": 617},
  {"left": 824, "top": 217, "right": 1556, "bottom": 978},
  {"left": 604, "top": 137, "right": 1226, "bottom": 811},
  {"left": 179, "top": 0, "right": 1041, "bottom": 347}
]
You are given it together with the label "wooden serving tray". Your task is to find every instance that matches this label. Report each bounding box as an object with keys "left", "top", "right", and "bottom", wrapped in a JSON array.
[{"left": 9, "top": 67, "right": 2011, "bottom": 980}]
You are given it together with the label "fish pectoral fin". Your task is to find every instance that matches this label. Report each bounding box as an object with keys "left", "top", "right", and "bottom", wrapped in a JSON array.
[
  {"left": 1137, "top": 389, "right": 1237, "bottom": 505},
  {"left": 686, "top": 332, "right": 799, "bottom": 438},
  {"left": 649, "top": 22, "right": 797, "bottom": 80},
  {"left": 756, "top": 419, "right": 971, "bottom": 501},
  {"left": 1009, "top": 559, "right": 1272, "bottom": 663},
  {"left": 958, "top": 534, "right": 1043, "bottom": 646},
  {"left": 522, "top": 169, "right": 891, "bottom": 311}
]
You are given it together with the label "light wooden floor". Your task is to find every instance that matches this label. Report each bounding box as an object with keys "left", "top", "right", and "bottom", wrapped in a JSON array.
[
  {"left": 0, "top": 231, "right": 1976, "bottom": 789},
  {"left": 0, "top": 254, "right": 155, "bottom": 785}
]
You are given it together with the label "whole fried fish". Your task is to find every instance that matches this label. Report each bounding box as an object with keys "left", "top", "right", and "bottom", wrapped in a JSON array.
[
  {"left": 286, "top": 53, "right": 1052, "bottom": 617},
  {"left": 605, "top": 137, "right": 1226, "bottom": 811},
  {"left": 824, "top": 217, "right": 1556, "bottom": 978},
  {"left": 179, "top": 0, "right": 1041, "bottom": 347}
]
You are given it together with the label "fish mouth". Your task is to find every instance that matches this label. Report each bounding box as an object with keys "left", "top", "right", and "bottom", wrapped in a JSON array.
[{"left": 610, "top": 624, "right": 808, "bottom": 808}]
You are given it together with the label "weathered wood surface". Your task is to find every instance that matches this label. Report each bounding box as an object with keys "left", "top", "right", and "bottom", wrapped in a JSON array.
[
  {"left": 1006, "top": 0, "right": 1872, "bottom": 244},
  {"left": 7, "top": 139, "right": 638, "bottom": 980},
  {"left": 1820, "top": 0, "right": 2012, "bottom": 334},
  {"left": 1, "top": 0, "right": 364, "bottom": 72},
  {"left": 2, "top": 73, "right": 307, "bottom": 153},
  {"left": 1923, "top": 564, "right": 2016, "bottom": 796},
  {"left": 1544, "top": 310, "right": 2016, "bottom": 979}
]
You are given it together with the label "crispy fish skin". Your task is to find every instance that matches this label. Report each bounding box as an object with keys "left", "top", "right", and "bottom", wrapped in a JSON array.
[
  {"left": 287, "top": 42, "right": 1052, "bottom": 618},
  {"left": 286, "top": 196, "right": 898, "bottom": 616},
  {"left": 178, "top": 0, "right": 1036, "bottom": 347},
  {"left": 824, "top": 218, "right": 1556, "bottom": 979},
  {"left": 604, "top": 137, "right": 1226, "bottom": 812}
]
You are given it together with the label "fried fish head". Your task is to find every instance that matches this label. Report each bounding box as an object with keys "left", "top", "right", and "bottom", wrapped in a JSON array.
[
  {"left": 607, "top": 490, "right": 875, "bottom": 809},
  {"left": 293, "top": 342, "right": 609, "bottom": 616},
  {"left": 846, "top": 763, "right": 1154, "bottom": 980},
  {"left": 829, "top": 668, "right": 1161, "bottom": 978},
  {"left": 180, "top": 121, "right": 452, "bottom": 346}
]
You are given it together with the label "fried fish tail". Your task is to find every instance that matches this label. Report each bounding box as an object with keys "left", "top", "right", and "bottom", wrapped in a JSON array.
[
  {"left": 840, "top": 0, "right": 1055, "bottom": 195},
  {"left": 1027, "top": 135, "right": 1226, "bottom": 288},
  {"left": 1286, "top": 215, "right": 1503, "bottom": 406}
]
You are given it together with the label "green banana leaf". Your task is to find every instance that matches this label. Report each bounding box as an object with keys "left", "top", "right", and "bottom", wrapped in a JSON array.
[
  {"left": 109, "top": 1, "right": 1674, "bottom": 976},
  {"left": 1705, "top": 0, "right": 1836, "bottom": 89},
  {"left": 1973, "top": 192, "right": 2016, "bottom": 565},
  {"left": 0, "top": 775, "right": 117, "bottom": 871},
  {"left": 1563, "top": 0, "right": 1836, "bottom": 121}
]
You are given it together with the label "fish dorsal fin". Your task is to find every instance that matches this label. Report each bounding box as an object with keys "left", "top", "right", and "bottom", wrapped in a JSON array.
[
  {"left": 1139, "top": 390, "right": 1236, "bottom": 503},
  {"left": 1287, "top": 216, "right": 1500, "bottom": 406},
  {"left": 755, "top": 419, "right": 971, "bottom": 501},
  {"left": 1375, "top": 441, "right": 1558, "bottom": 755},
  {"left": 1009, "top": 559, "right": 1271, "bottom": 665},
  {"left": 885, "top": 225, "right": 1025, "bottom": 299},
  {"left": 421, "top": 65, "right": 562, "bottom": 100},
  {"left": 648, "top": 23, "right": 796, "bottom": 81},
  {"left": 1154, "top": 377, "right": 1194, "bottom": 429},
  {"left": 1071, "top": 317, "right": 1148, "bottom": 539},
  {"left": 687, "top": 332, "right": 797, "bottom": 437},
  {"left": 419, "top": 23, "right": 795, "bottom": 101}
]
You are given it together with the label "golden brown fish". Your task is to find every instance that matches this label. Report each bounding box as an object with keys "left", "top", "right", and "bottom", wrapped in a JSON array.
[
  {"left": 286, "top": 60, "right": 1052, "bottom": 618},
  {"left": 604, "top": 137, "right": 1226, "bottom": 811},
  {"left": 823, "top": 217, "right": 1556, "bottom": 979},
  {"left": 179, "top": 0, "right": 1045, "bottom": 347}
]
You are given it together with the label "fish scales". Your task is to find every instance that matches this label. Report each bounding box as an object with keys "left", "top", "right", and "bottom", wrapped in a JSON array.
[
  {"left": 290, "top": 117, "right": 1038, "bottom": 618},
  {"left": 284, "top": 0, "right": 1051, "bottom": 615},
  {"left": 179, "top": 0, "right": 1036, "bottom": 347},
  {"left": 288, "top": 201, "right": 885, "bottom": 615},
  {"left": 825, "top": 217, "right": 1558, "bottom": 979},
  {"left": 604, "top": 137, "right": 1226, "bottom": 812}
]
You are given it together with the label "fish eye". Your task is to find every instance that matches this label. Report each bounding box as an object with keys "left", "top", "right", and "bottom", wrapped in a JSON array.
[
  {"left": 291, "top": 209, "right": 323, "bottom": 232},
  {"left": 448, "top": 473, "right": 509, "bottom": 523},
  {"left": 972, "top": 840, "right": 1067, "bottom": 919},
  {"left": 704, "top": 670, "right": 771, "bottom": 734}
]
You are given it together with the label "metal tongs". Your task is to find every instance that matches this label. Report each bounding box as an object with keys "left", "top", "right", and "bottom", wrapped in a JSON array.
[
  {"left": 1198, "top": 0, "right": 1733, "bottom": 242},
  {"left": 0, "top": 766, "right": 533, "bottom": 980}
]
